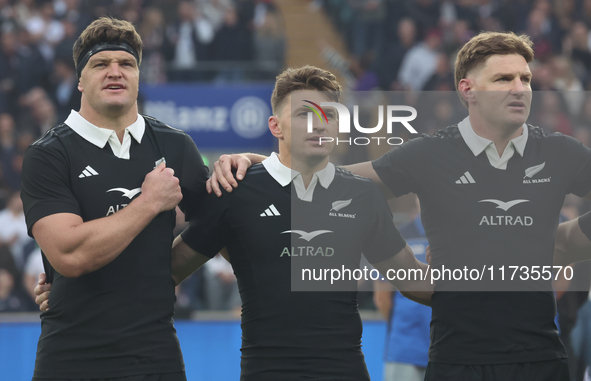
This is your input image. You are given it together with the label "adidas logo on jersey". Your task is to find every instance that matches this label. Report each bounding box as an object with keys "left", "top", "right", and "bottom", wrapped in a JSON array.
[
  {"left": 455, "top": 171, "right": 475, "bottom": 184},
  {"left": 79, "top": 166, "right": 99, "bottom": 178},
  {"left": 260, "top": 204, "right": 281, "bottom": 217}
]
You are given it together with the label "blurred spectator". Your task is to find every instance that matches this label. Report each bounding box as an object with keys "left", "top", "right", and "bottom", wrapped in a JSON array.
[
  {"left": 0, "top": 0, "right": 18, "bottom": 33},
  {"left": 51, "top": 54, "right": 79, "bottom": 122},
  {"left": 349, "top": 0, "right": 384, "bottom": 58},
  {"left": 530, "top": 62, "right": 556, "bottom": 90},
  {"left": 576, "top": 96, "right": 591, "bottom": 133},
  {"left": 204, "top": 253, "right": 240, "bottom": 312},
  {"left": 211, "top": 6, "right": 251, "bottom": 82},
  {"left": 493, "top": 0, "right": 532, "bottom": 32},
  {"left": 402, "top": 0, "right": 439, "bottom": 35},
  {"left": 138, "top": 7, "right": 167, "bottom": 83},
  {"left": 25, "top": 0, "right": 65, "bottom": 63},
  {"left": 552, "top": 56, "right": 585, "bottom": 117},
  {"left": 376, "top": 17, "right": 417, "bottom": 90},
  {"left": 235, "top": 0, "right": 256, "bottom": 56},
  {"left": 54, "top": 19, "right": 79, "bottom": 60},
  {"left": 444, "top": 0, "right": 479, "bottom": 32},
  {"left": 0, "top": 112, "right": 21, "bottom": 192},
  {"left": 442, "top": 19, "right": 475, "bottom": 57},
  {"left": 574, "top": 127, "right": 591, "bottom": 148},
  {"left": 0, "top": 192, "right": 33, "bottom": 270},
  {"left": 200, "top": 0, "right": 232, "bottom": 31},
  {"left": 13, "top": 0, "right": 38, "bottom": 27},
  {"left": 397, "top": 27, "right": 441, "bottom": 91},
  {"left": 0, "top": 29, "right": 48, "bottom": 114},
  {"left": 253, "top": 5, "right": 285, "bottom": 79},
  {"left": 19, "top": 87, "right": 55, "bottom": 135},
  {"left": 582, "top": 0, "right": 591, "bottom": 27},
  {"left": 350, "top": 52, "right": 379, "bottom": 91},
  {"left": 553, "top": 0, "right": 576, "bottom": 32},
  {"left": 164, "top": 0, "right": 215, "bottom": 82},
  {"left": 564, "top": 21, "right": 591, "bottom": 84},
  {"left": 0, "top": 245, "right": 31, "bottom": 312},
  {"left": 524, "top": 4, "right": 554, "bottom": 61},
  {"left": 421, "top": 96, "right": 459, "bottom": 135},
  {"left": 532, "top": 91, "right": 572, "bottom": 135},
  {"left": 423, "top": 53, "right": 454, "bottom": 91}
]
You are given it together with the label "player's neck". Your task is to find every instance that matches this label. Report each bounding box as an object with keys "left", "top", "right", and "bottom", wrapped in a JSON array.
[
  {"left": 278, "top": 151, "right": 329, "bottom": 188},
  {"left": 468, "top": 113, "right": 523, "bottom": 156},
  {"left": 79, "top": 101, "right": 139, "bottom": 142}
]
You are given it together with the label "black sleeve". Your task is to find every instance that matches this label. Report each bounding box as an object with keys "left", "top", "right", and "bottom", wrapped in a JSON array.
[
  {"left": 565, "top": 135, "right": 591, "bottom": 197},
  {"left": 371, "top": 136, "right": 426, "bottom": 197},
  {"left": 21, "top": 144, "right": 80, "bottom": 237},
  {"left": 362, "top": 183, "right": 407, "bottom": 264},
  {"left": 178, "top": 134, "right": 209, "bottom": 220},
  {"left": 180, "top": 190, "right": 230, "bottom": 258}
]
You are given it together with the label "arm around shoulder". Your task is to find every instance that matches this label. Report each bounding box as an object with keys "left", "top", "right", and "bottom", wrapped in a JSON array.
[
  {"left": 372, "top": 245, "right": 433, "bottom": 306},
  {"left": 171, "top": 235, "right": 212, "bottom": 285}
]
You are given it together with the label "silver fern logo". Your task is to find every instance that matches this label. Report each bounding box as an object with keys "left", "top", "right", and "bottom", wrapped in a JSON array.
[
  {"left": 523, "top": 162, "right": 551, "bottom": 184},
  {"left": 329, "top": 199, "right": 356, "bottom": 219},
  {"left": 331, "top": 199, "right": 352, "bottom": 212},
  {"left": 524, "top": 162, "right": 545, "bottom": 179}
]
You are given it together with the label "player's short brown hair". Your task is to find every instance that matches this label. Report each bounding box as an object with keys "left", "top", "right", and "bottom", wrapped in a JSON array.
[
  {"left": 271, "top": 66, "right": 342, "bottom": 115},
  {"left": 73, "top": 17, "right": 143, "bottom": 73},
  {"left": 455, "top": 32, "right": 534, "bottom": 107}
]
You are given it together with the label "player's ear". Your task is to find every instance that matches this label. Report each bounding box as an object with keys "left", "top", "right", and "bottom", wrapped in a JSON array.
[
  {"left": 77, "top": 78, "right": 83, "bottom": 93},
  {"left": 458, "top": 78, "right": 474, "bottom": 105},
  {"left": 269, "top": 115, "right": 283, "bottom": 139}
]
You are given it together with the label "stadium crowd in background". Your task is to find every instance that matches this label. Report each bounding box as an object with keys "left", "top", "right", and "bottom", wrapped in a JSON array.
[{"left": 1, "top": 4, "right": 591, "bottom": 376}]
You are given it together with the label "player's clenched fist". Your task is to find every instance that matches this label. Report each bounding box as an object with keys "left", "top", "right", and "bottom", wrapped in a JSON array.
[
  {"left": 35, "top": 273, "right": 51, "bottom": 312},
  {"left": 140, "top": 163, "right": 182, "bottom": 213}
]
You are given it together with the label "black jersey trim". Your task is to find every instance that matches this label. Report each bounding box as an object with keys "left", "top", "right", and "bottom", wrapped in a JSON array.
[
  {"left": 247, "top": 163, "right": 267, "bottom": 175},
  {"left": 143, "top": 115, "right": 186, "bottom": 135},
  {"left": 433, "top": 124, "right": 461, "bottom": 140},
  {"left": 335, "top": 166, "right": 373, "bottom": 182},
  {"left": 33, "top": 124, "right": 75, "bottom": 147},
  {"left": 527, "top": 124, "right": 545, "bottom": 140}
]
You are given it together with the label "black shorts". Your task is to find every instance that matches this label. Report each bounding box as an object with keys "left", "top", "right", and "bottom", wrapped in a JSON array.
[
  {"left": 32, "top": 372, "right": 187, "bottom": 381},
  {"left": 424, "top": 359, "right": 569, "bottom": 381}
]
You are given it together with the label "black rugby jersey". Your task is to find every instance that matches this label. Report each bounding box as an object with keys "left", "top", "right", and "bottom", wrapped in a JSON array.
[
  {"left": 181, "top": 160, "right": 406, "bottom": 381},
  {"left": 21, "top": 114, "right": 208, "bottom": 379},
  {"left": 373, "top": 123, "right": 591, "bottom": 365}
]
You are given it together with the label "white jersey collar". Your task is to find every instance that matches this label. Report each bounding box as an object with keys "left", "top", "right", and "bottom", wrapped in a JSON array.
[
  {"left": 64, "top": 110, "right": 145, "bottom": 160},
  {"left": 458, "top": 116, "right": 528, "bottom": 170},
  {"left": 262, "top": 152, "right": 335, "bottom": 201}
]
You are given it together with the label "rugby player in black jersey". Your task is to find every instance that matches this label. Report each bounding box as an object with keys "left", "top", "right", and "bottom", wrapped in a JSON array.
[
  {"left": 23, "top": 17, "right": 208, "bottom": 381},
  {"left": 172, "top": 66, "right": 432, "bottom": 381},
  {"left": 208, "top": 32, "right": 591, "bottom": 381},
  {"left": 35, "top": 66, "right": 432, "bottom": 381}
]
